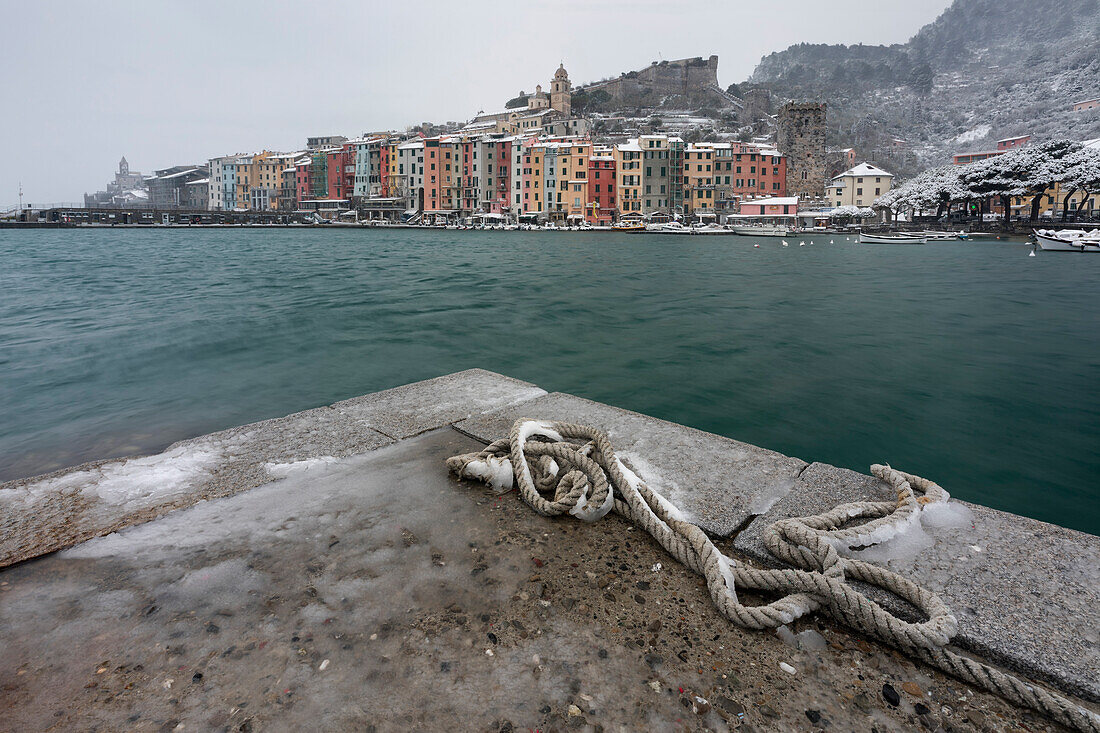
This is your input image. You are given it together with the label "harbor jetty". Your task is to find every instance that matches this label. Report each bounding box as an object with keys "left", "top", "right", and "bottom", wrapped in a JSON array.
[{"left": 1, "top": 370, "right": 1097, "bottom": 731}]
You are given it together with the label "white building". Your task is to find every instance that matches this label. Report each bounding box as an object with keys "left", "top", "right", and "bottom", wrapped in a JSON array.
[{"left": 826, "top": 162, "right": 894, "bottom": 208}]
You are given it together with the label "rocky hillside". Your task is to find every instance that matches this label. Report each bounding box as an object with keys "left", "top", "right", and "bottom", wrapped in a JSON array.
[{"left": 746, "top": 0, "right": 1100, "bottom": 175}]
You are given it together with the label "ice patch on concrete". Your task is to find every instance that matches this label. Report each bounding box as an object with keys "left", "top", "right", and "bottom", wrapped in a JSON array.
[
  {"left": 4, "top": 438, "right": 238, "bottom": 514},
  {"left": 619, "top": 451, "right": 691, "bottom": 523},
  {"left": 158, "top": 558, "right": 266, "bottom": 610},
  {"left": 265, "top": 456, "right": 341, "bottom": 478},
  {"left": 458, "top": 455, "right": 514, "bottom": 491},
  {"left": 921, "top": 500, "right": 974, "bottom": 529},
  {"left": 777, "top": 625, "right": 828, "bottom": 651},
  {"left": 836, "top": 500, "right": 974, "bottom": 565}
]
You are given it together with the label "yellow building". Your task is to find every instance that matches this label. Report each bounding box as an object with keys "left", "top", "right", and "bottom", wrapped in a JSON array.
[
  {"left": 551, "top": 140, "right": 591, "bottom": 223},
  {"left": 384, "top": 140, "right": 401, "bottom": 198},
  {"left": 683, "top": 145, "right": 715, "bottom": 216},
  {"left": 232, "top": 151, "right": 287, "bottom": 211},
  {"left": 826, "top": 162, "right": 894, "bottom": 208},
  {"left": 1010, "top": 183, "right": 1098, "bottom": 219},
  {"left": 615, "top": 140, "right": 643, "bottom": 215}
]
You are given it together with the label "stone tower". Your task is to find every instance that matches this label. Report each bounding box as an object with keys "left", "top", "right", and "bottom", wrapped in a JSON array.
[
  {"left": 119, "top": 156, "right": 129, "bottom": 175},
  {"left": 776, "top": 102, "right": 827, "bottom": 201},
  {"left": 550, "top": 63, "right": 571, "bottom": 117},
  {"left": 740, "top": 89, "right": 771, "bottom": 125}
]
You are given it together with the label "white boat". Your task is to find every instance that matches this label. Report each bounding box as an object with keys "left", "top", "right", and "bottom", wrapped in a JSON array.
[
  {"left": 693, "top": 224, "right": 734, "bottom": 235},
  {"left": 728, "top": 224, "right": 791, "bottom": 237},
  {"left": 647, "top": 221, "right": 691, "bottom": 233},
  {"left": 859, "top": 233, "right": 926, "bottom": 244},
  {"left": 906, "top": 231, "right": 958, "bottom": 241},
  {"left": 1033, "top": 230, "right": 1097, "bottom": 252}
]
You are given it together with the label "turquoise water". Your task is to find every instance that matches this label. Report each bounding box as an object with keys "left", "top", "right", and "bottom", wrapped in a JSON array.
[{"left": 1, "top": 228, "right": 1098, "bottom": 535}]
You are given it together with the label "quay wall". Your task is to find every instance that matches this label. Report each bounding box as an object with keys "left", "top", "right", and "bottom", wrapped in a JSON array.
[{"left": 1, "top": 369, "right": 1096, "bottom": 705}]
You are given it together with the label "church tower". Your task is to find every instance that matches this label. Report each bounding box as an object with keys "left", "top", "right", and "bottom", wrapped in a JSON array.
[
  {"left": 119, "top": 156, "right": 129, "bottom": 175},
  {"left": 550, "top": 63, "right": 571, "bottom": 116}
]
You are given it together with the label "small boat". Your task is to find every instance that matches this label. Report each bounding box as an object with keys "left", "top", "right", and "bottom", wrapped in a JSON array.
[
  {"left": 693, "top": 224, "right": 734, "bottom": 235},
  {"left": 611, "top": 221, "right": 646, "bottom": 231},
  {"left": 728, "top": 224, "right": 790, "bottom": 237},
  {"left": 859, "top": 233, "right": 927, "bottom": 244},
  {"left": 908, "top": 231, "right": 958, "bottom": 241},
  {"left": 1032, "top": 230, "right": 1100, "bottom": 252},
  {"left": 647, "top": 221, "right": 691, "bottom": 233}
]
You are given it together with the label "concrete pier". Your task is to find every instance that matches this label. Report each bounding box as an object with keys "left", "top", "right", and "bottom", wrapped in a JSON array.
[{"left": 1, "top": 370, "right": 1097, "bottom": 730}]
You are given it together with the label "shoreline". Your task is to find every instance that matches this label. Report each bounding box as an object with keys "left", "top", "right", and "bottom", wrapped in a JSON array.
[{"left": 0, "top": 221, "right": 1035, "bottom": 240}]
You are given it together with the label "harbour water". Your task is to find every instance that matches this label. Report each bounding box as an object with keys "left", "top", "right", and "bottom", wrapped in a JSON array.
[{"left": 1, "top": 228, "right": 1097, "bottom": 535}]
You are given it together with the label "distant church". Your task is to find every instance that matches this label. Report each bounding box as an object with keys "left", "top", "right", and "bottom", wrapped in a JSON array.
[{"left": 526, "top": 64, "right": 572, "bottom": 116}]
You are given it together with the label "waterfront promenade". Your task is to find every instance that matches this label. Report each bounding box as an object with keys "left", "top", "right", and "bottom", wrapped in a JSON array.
[{"left": 2, "top": 370, "right": 1097, "bottom": 730}]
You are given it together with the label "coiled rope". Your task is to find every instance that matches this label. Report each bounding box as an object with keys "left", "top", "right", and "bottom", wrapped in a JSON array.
[{"left": 447, "top": 419, "right": 1100, "bottom": 732}]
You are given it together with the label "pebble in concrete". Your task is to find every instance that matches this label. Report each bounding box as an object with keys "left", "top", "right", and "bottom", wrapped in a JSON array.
[
  {"left": 733, "top": 461, "right": 1100, "bottom": 704},
  {"left": 455, "top": 391, "right": 807, "bottom": 537}
]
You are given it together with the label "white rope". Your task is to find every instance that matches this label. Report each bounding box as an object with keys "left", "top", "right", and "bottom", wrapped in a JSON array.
[{"left": 447, "top": 419, "right": 1100, "bottom": 732}]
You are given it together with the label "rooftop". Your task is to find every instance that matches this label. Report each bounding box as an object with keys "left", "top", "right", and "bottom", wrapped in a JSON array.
[{"left": 834, "top": 162, "right": 894, "bottom": 179}]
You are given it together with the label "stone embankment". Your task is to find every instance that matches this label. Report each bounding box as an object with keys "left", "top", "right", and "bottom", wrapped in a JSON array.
[{"left": 1, "top": 370, "right": 1097, "bottom": 731}]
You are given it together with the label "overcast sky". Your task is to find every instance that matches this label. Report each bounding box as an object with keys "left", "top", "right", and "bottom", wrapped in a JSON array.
[{"left": 1, "top": 0, "right": 951, "bottom": 205}]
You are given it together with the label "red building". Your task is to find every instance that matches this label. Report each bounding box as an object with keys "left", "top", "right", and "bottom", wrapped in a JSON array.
[
  {"left": 997, "top": 135, "right": 1030, "bottom": 151},
  {"left": 326, "top": 147, "right": 354, "bottom": 202},
  {"left": 295, "top": 160, "right": 312, "bottom": 208},
  {"left": 483, "top": 138, "right": 512, "bottom": 215},
  {"left": 710, "top": 142, "right": 787, "bottom": 210},
  {"left": 587, "top": 150, "right": 616, "bottom": 224},
  {"left": 379, "top": 144, "right": 391, "bottom": 197}
]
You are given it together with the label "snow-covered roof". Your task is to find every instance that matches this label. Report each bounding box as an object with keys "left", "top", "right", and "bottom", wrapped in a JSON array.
[
  {"left": 1083, "top": 138, "right": 1100, "bottom": 150},
  {"left": 184, "top": 178, "right": 209, "bottom": 186},
  {"left": 617, "top": 141, "right": 642, "bottom": 152},
  {"left": 741, "top": 196, "right": 798, "bottom": 206},
  {"left": 834, "top": 162, "right": 893, "bottom": 179}
]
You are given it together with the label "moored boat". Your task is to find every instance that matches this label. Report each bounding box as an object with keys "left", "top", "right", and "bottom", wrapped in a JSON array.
[
  {"left": 1033, "top": 231, "right": 1092, "bottom": 252},
  {"left": 693, "top": 223, "right": 734, "bottom": 235},
  {"left": 859, "top": 233, "right": 927, "bottom": 244},
  {"left": 729, "top": 224, "right": 790, "bottom": 237}
]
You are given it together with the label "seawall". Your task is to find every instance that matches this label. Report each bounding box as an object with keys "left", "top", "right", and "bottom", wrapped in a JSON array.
[{"left": 1, "top": 369, "right": 1097, "bottom": 726}]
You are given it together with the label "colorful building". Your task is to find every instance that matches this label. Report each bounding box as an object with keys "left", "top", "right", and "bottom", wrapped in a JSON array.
[
  {"left": 952, "top": 150, "right": 1005, "bottom": 165},
  {"left": 997, "top": 135, "right": 1030, "bottom": 151},
  {"left": 615, "top": 140, "right": 642, "bottom": 215},
  {"left": 587, "top": 146, "right": 616, "bottom": 224},
  {"left": 683, "top": 145, "right": 715, "bottom": 217}
]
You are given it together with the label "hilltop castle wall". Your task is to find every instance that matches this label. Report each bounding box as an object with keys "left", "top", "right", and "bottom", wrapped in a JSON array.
[{"left": 585, "top": 56, "right": 720, "bottom": 106}]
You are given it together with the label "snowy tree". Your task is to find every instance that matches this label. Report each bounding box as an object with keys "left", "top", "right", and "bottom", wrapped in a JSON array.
[
  {"left": 1020, "top": 140, "right": 1081, "bottom": 221},
  {"left": 1058, "top": 147, "right": 1100, "bottom": 221},
  {"left": 961, "top": 139, "right": 1081, "bottom": 222},
  {"left": 829, "top": 205, "right": 877, "bottom": 224},
  {"left": 875, "top": 165, "right": 974, "bottom": 219},
  {"left": 879, "top": 139, "right": 1091, "bottom": 225}
]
